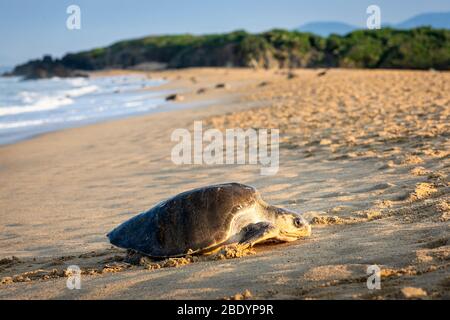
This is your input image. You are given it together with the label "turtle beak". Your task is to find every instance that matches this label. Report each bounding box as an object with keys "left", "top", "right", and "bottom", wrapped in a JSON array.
[{"left": 301, "top": 224, "right": 312, "bottom": 237}]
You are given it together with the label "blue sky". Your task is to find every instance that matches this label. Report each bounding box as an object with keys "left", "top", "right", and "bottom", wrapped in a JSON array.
[{"left": 1, "top": 0, "right": 449, "bottom": 66}]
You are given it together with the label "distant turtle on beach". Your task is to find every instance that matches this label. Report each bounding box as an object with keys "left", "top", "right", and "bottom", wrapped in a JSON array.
[{"left": 107, "top": 183, "right": 311, "bottom": 258}]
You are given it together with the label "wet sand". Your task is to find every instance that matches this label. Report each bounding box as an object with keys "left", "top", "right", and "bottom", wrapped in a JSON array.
[{"left": 0, "top": 68, "right": 449, "bottom": 299}]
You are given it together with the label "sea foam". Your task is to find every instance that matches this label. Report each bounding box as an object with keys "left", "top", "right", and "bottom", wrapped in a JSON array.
[{"left": 0, "top": 75, "right": 167, "bottom": 144}]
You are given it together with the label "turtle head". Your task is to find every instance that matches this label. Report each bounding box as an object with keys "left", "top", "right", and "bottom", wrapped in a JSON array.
[{"left": 269, "top": 206, "right": 311, "bottom": 241}]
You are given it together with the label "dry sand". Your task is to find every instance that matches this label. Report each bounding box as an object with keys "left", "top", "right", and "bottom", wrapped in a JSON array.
[{"left": 0, "top": 68, "right": 449, "bottom": 299}]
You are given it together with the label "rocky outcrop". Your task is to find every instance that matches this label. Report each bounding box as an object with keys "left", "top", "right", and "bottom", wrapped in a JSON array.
[{"left": 4, "top": 55, "right": 87, "bottom": 80}]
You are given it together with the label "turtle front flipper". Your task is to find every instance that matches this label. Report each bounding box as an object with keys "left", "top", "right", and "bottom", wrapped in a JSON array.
[{"left": 238, "top": 222, "right": 279, "bottom": 248}]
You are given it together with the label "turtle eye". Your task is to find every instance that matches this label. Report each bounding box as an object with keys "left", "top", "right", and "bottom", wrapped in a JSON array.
[{"left": 294, "top": 217, "right": 304, "bottom": 228}]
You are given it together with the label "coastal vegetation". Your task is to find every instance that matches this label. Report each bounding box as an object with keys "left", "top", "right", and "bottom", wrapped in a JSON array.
[{"left": 7, "top": 27, "right": 450, "bottom": 78}]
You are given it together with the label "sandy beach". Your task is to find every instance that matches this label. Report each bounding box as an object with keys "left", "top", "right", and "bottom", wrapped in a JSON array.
[{"left": 0, "top": 68, "right": 449, "bottom": 299}]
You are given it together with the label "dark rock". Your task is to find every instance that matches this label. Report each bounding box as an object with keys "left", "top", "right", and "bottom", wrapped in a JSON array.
[
  {"left": 287, "top": 71, "right": 298, "bottom": 79},
  {"left": 215, "top": 83, "right": 230, "bottom": 89},
  {"left": 166, "top": 94, "right": 184, "bottom": 101},
  {"left": 317, "top": 69, "right": 329, "bottom": 77}
]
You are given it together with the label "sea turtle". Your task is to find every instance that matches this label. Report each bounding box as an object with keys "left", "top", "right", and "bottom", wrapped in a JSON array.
[{"left": 107, "top": 183, "right": 311, "bottom": 258}]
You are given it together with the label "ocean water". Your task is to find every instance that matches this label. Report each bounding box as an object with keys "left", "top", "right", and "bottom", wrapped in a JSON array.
[{"left": 0, "top": 75, "right": 168, "bottom": 145}]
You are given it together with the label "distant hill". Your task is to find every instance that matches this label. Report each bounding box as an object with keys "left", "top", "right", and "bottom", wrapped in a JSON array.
[
  {"left": 296, "top": 22, "right": 357, "bottom": 37},
  {"left": 296, "top": 11, "right": 450, "bottom": 36},
  {"left": 396, "top": 12, "right": 450, "bottom": 29}
]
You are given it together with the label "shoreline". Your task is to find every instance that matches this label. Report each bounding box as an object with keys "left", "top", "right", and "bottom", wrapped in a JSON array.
[
  {"left": 0, "top": 93, "right": 226, "bottom": 148},
  {"left": 0, "top": 68, "right": 448, "bottom": 299},
  {"left": 0, "top": 68, "right": 256, "bottom": 147}
]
